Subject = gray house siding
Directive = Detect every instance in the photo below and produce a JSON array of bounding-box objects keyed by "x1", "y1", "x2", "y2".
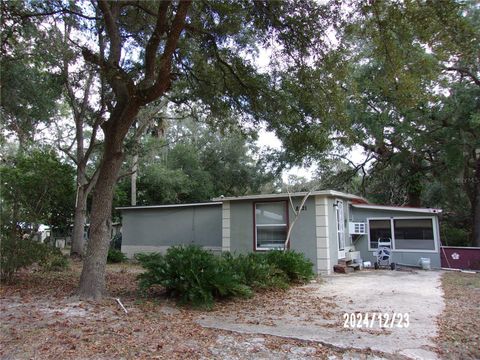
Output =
[
  {"x1": 121, "y1": 204, "x2": 222, "y2": 257},
  {"x1": 288, "y1": 197, "x2": 317, "y2": 272},
  {"x1": 350, "y1": 207, "x2": 441, "y2": 268},
  {"x1": 229, "y1": 197, "x2": 318, "y2": 272},
  {"x1": 229, "y1": 200, "x2": 254, "y2": 254}
]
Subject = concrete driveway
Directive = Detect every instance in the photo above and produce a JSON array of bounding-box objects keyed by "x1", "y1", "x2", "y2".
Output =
[{"x1": 198, "y1": 270, "x2": 445, "y2": 359}]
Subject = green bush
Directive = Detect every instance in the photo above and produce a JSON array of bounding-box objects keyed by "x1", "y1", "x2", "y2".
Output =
[
  {"x1": 441, "y1": 225, "x2": 471, "y2": 247},
  {"x1": 0, "y1": 234, "x2": 69, "y2": 282},
  {"x1": 107, "y1": 248, "x2": 127, "y2": 263},
  {"x1": 40, "y1": 247, "x2": 69, "y2": 271},
  {"x1": 137, "y1": 246, "x2": 315, "y2": 309},
  {"x1": 222, "y1": 252, "x2": 289, "y2": 289},
  {"x1": 264, "y1": 250, "x2": 314, "y2": 283},
  {"x1": 136, "y1": 246, "x2": 251, "y2": 309}
]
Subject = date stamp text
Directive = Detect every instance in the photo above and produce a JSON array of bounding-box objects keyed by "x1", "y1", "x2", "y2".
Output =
[{"x1": 343, "y1": 312, "x2": 410, "y2": 328}]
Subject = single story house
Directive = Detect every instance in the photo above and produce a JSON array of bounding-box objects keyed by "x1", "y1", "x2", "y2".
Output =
[{"x1": 118, "y1": 190, "x2": 442, "y2": 274}]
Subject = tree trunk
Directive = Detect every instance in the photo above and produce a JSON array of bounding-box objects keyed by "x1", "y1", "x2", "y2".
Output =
[
  {"x1": 78, "y1": 103, "x2": 140, "y2": 299},
  {"x1": 472, "y1": 155, "x2": 480, "y2": 247},
  {"x1": 71, "y1": 186, "x2": 87, "y2": 257},
  {"x1": 78, "y1": 144, "x2": 124, "y2": 299}
]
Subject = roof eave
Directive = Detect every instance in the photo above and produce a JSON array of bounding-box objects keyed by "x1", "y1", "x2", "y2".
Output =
[
  {"x1": 351, "y1": 204, "x2": 443, "y2": 214},
  {"x1": 116, "y1": 201, "x2": 222, "y2": 211},
  {"x1": 212, "y1": 190, "x2": 366, "y2": 202}
]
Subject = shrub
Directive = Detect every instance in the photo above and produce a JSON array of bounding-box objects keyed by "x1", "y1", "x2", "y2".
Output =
[
  {"x1": 107, "y1": 248, "x2": 127, "y2": 263},
  {"x1": 0, "y1": 234, "x2": 69, "y2": 282},
  {"x1": 264, "y1": 250, "x2": 314, "y2": 283},
  {"x1": 222, "y1": 252, "x2": 289, "y2": 290},
  {"x1": 40, "y1": 247, "x2": 69, "y2": 271},
  {"x1": 136, "y1": 247, "x2": 315, "y2": 309},
  {"x1": 137, "y1": 246, "x2": 251, "y2": 309}
]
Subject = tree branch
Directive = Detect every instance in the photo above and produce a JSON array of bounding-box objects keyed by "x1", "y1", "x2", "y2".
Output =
[
  {"x1": 97, "y1": 0, "x2": 121, "y2": 65},
  {"x1": 443, "y1": 66, "x2": 480, "y2": 87},
  {"x1": 139, "y1": 1, "x2": 192, "y2": 104},
  {"x1": 142, "y1": 1, "x2": 171, "y2": 87}
]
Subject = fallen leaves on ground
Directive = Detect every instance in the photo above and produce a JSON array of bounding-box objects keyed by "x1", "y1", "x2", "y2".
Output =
[
  {"x1": 0, "y1": 262, "x2": 376, "y2": 359},
  {"x1": 436, "y1": 271, "x2": 480, "y2": 360}
]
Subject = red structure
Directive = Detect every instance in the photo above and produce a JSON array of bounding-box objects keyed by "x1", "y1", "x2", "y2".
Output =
[{"x1": 441, "y1": 246, "x2": 480, "y2": 270}]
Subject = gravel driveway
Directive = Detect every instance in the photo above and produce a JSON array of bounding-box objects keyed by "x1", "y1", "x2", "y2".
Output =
[{"x1": 198, "y1": 270, "x2": 445, "y2": 360}]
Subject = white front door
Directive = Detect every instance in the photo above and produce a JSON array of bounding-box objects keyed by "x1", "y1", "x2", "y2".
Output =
[{"x1": 336, "y1": 200, "x2": 346, "y2": 259}]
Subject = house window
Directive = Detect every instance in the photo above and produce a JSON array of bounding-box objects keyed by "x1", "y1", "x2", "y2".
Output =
[
  {"x1": 255, "y1": 202, "x2": 287, "y2": 250},
  {"x1": 368, "y1": 217, "x2": 436, "y2": 251},
  {"x1": 368, "y1": 219, "x2": 392, "y2": 249},
  {"x1": 394, "y1": 219, "x2": 435, "y2": 250}
]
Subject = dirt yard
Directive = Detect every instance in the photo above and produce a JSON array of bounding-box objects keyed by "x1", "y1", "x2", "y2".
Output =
[
  {"x1": 0, "y1": 262, "x2": 379, "y2": 360},
  {"x1": 1, "y1": 263, "x2": 478, "y2": 359},
  {"x1": 436, "y1": 271, "x2": 480, "y2": 360}
]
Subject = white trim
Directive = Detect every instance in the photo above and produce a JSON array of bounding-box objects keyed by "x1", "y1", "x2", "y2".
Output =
[
  {"x1": 222, "y1": 201, "x2": 231, "y2": 252},
  {"x1": 353, "y1": 204, "x2": 442, "y2": 214},
  {"x1": 367, "y1": 216, "x2": 439, "y2": 253},
  {"x1": 117, "y1": 202, "x2": 222, "y2": 210},
  {"x1": 441, "y1": 246, "x2": 480, "y2": 249},
  {"x1": 213, "y1": 190, "x2": 365, "y2": 202},
  {"x1": 335, "y1": 199, "x2": 346, "y2": 259},
  {"x1": 315, "y1": 196, "x2": 331, "y2": 275}
]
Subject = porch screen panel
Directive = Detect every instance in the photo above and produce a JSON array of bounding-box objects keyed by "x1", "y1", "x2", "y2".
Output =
[
  {"x1": 369, "y1": 220, "x2": 392, "y2": 249},
  {"x1": 255, "y1": 202, "x2": 287, "y2": 250},
  {"x1": 394, "y1": 219, "x2": 435, "y2": 250}
]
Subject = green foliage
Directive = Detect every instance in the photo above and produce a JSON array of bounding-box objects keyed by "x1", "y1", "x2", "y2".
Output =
[
  {"x1": 107, "y1": 248, "x2": 127, "y2": 264},
  {"x1": 264, "y1": 251, "x2": 314, "y2": 283},
  {"x1": 40, "y1": 247, "x2": 69, "y2": 272},
  {"x1": 116, "y1": 123, "x2": 274, "y2": 208},
  {"x1": 0, "y1": 148, "x2": 75, "y2": 232},
  {"x1": 222, "y1": 252, "x2": 289, "y2": 290},
  {"x1": 137, "y1": 246, "x2": 252, "y2": 309},
  {"x1": 0, "y1": 234, "x2": 69, "y2": 283},
  {"x1": 441, "y1": 225, "x2": 471, "y2": 247},
  {"x1": 0, "y1": 1, "x2": 64, "y2": 146},
  {"x1": 137, "y1": 246, "x2": 314, "y2": 309}
]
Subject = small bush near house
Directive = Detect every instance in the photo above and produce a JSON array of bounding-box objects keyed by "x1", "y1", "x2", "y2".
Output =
[
  {"x1": 107, "y1": 248, "x2": 127, "y2": 263},
  {"x1": 136, "y1": 246, "x2": 251, "y2": 309},
  {"x1": 222, "y1": 252, "x2": 289, "y2": 290},
  {"x1": 264, "y1": 250, "x2": 314, "y2": 283},
  {"x1": 137, "y1": 246, "x2": 314, "y2": 309},
  {"x1": 0, "y1": 234, "x2": 69, "y2": 282}
]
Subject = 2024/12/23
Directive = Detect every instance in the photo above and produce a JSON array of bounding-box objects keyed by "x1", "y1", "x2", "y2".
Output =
[{"x1": 343, "y1": 312, "x2": 410, "y2": 328}]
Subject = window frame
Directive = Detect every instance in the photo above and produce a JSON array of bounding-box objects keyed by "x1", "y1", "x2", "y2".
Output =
[
  {"x1": 367, "y1": 216, "x2": 438, "y2": 253},
  {"x1": 253, "y1": 200, "x2": 289, "y2": 251}
]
